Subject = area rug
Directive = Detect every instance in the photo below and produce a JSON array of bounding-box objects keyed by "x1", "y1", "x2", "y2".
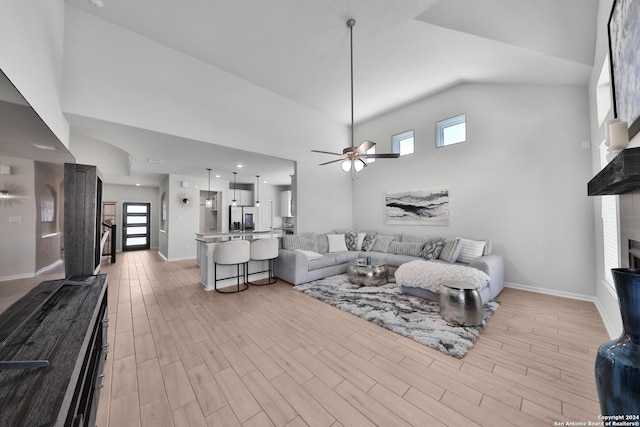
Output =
[{"x1": 294, "y1": 274, "x2": 499, "y2": 358}]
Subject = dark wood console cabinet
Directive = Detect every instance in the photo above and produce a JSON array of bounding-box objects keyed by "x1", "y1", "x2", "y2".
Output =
[{"x1": 0, "y1": 275, "x2": 108, "y2": 426}]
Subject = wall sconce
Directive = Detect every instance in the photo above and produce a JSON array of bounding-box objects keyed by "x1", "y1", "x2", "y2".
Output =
[{"x1": 0, "y1": 190, "x2": 8, "y2": 198}]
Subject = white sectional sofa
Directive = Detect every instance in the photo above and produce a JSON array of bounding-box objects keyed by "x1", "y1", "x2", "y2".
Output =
[{"x1": 273, "y1": 231, "x2": 504, "y2": 304}]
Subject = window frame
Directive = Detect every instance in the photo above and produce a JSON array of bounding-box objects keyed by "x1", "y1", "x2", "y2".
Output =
[
  {"x1": 391, "y1": 129, "x2": 415, "y2": 156},
  {"x1": 436, "y1": 113, "x2": 467, "y2": 148}
]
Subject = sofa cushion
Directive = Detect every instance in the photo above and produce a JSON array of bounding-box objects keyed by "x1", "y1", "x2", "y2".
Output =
[
  {"x1": 295, "y1": 249, "x2": 323, "y2": 260},
  {"x1": 345, "y1": 231, "x2": 366, "y2": 251},
  {"x1": 420, "y1": 238, "x2": 446, "y2": 260},
  {"x1": 439, "y1": 238, "x2": 462, "y2": 263},
  {"x1": 456, "y1": 238, "x2": 486, "y2": 264},
  {"x1": 371, "y1": 235, "x2": 394, "y2": 253},
  {"x1": 379, "y1": 253, "x2": 421, "y2": 268},
  {"x1": 361, "y1": 233, "x2": 377, "y2": 251},
  {"x1": 282, "y1": 233, "x2": 319, "y2": 252},
  {"x1": 333, "y1": 251, "x2": 361, "y2": 264},
  {"x1": 308, "y1": 254, "x2": 338, "y2": 270},
  {"x1": 317, "y1": 234, "x2": 329, "y2": 254},
  {"x1": 389, "y1": 241, "x2": 424, "y2": 257},
  {"x1": 327, "y1": 234, "x2": 349, "y2": 252}
]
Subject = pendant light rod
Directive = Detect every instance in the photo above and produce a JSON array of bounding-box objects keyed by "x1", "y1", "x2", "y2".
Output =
[
  {"x1": 347, "y1": 19, "x2": 355, "y2": 148},
  {"x1": 255, "y1": 175, "x2": 260, "y2": 206},
  {"x1": 232, "y1": 172, "x2": 238, "y2": 207}
]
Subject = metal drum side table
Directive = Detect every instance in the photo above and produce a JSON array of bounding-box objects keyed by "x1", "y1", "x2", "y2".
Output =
[
  {"x1": 347, "y1": 258, "x2": 388, "y2": 286},
  {"x1": 439, "y1": 280, "x2": 483, "y2": 326}
]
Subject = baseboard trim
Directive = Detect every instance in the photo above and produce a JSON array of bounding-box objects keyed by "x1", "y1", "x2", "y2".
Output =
[
  {"x1": 0, "y1": 272, "x2": 35, "y2": 282},
  {"x1": 504, "y1": 281, "x2": 618, "y2": 339},
  {"x1": 504, "y1": 281, "x2": 596, "y2": 302},
  {"x1": 593, "y1": 297, "x2": 619, "y2": 339},
  {"x1": 36, "y1": 259, "x2": 63, "y2": 276},
  {"x1": 158, "y1": 251, "x2": 168, "y2": 262},
  {"x1": 167, "y1": 255, "x2": 197, "y2": 262}
]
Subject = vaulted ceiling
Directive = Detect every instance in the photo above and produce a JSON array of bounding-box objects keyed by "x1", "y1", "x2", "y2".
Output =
[{"x1": 61, "y1": 0, "x2": 598, "y2": 185}]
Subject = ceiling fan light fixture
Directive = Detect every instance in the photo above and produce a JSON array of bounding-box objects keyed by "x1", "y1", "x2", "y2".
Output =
[
  {"x1": 354, "y1": 159, "x2": 365, "y2": 172},
  {"x1": 341, "y1": 160, "x2": 352, "y2": 173}
]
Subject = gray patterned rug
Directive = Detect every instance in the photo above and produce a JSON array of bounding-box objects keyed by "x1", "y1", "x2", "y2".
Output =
[{"x1": 294, "y1": 274, "x2": 500, "y2": 358}]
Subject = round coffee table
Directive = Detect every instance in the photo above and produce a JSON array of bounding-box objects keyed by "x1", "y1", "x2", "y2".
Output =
[{"x1": 347, "y1": 258, "x2": 388, "y2": 286}]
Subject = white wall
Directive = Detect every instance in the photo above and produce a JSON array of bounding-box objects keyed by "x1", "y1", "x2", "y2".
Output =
[
  {"x1": 0, "y1": 0, "x2": 69, "y2": 146},
  {"x1": 353, "y1": 83, "x2": 595, "y2": 296},
  {"x1": 102, "y1": 184, "x2": 160, "y2": 252},
  {"x1": 0, "y1": 157, "x2": 36, "y2": 280},
  {"x1": 61, "y1": 6, "x2": 353, "y2": 234}
]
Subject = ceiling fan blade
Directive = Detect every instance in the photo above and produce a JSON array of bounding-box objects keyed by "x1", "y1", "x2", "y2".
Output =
[
  {"x1": 311, "y1": 149, "x2": 344, "y2": 156},
  {"x1": 364, "y1": 153, "x2": 401, "y2": 159},
  {"x1": 319, "y1": 159, "x2": 345, "y2": 166},
  {"x1": 355, "y1": 140, "x2": 375, "y2": 154}
]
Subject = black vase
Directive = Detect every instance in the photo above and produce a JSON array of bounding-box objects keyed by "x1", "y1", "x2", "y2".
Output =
[{"x1": 595, "y1": 268, "x2": 640, "y2": 415}]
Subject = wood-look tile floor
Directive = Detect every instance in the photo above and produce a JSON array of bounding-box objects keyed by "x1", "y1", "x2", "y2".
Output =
[{"x1": 97, "y1": 250, "x2": 610, "y2": 426}]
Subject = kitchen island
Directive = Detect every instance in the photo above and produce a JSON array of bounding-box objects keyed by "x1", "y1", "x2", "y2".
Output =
[{"x1": 195, "y1": 231, "x2": 282, "y2": 291}]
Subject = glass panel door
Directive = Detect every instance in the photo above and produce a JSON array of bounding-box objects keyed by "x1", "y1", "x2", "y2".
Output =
[{"x1": 122, "y1": 202, "x2": 150, "y2": 251}]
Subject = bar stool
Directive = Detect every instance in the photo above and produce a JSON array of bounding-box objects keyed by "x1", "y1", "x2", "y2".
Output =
[
  {"x1": 213, "y1": 240, "x2": 250, "y2": 293},
  {"x1": 247, "y1": 238, "x2": 279, "y2": 286}
]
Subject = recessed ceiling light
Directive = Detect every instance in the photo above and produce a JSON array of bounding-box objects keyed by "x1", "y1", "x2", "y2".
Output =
[
  {"x1": 215, "y1": 174, "x2": 221, "y2": 178},
  {"x1": 263, "y1": 180, "x2": 268, "y2": 184},
  {"x1": 236, "y1": 164, "x2": 243, "y2": 168},
  {"x1": 135, "y1": 183, "x2": 140, "y2": 186},
  {"x1": 148, "y1": 158, "x2": 163, "y2": 163},
  {"x1": 32, "y1": 143, "x2": 58, "y2": 151}
]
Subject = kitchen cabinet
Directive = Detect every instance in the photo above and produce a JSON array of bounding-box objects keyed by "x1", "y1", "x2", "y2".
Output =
[
  {"x1": 280, "y1": 191, "x2": 292, "y2": 217},
  {"x1": 229, "y1": 189, "x2": 253, "y2": 206}
]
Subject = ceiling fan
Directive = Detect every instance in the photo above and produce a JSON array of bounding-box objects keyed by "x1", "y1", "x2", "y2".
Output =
[{"x1": 312, "y1": 19, "x2": 399, "y2": 173}]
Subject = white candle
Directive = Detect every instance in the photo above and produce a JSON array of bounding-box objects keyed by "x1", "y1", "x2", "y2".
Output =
[
  {"x1": 605, "y1": 118, "x2": 621, "y2": 146},
  {"x1": 610, "y1": 121, "x2": 629, "y2": 148}
]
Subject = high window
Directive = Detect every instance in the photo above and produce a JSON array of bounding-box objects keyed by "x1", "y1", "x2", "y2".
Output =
[
  {"x1": 436, "y1": 114, "x2": 466, "y2": 148},
  {"x1": 391, "y1": 130, "x2": 414, "y2": 156}
]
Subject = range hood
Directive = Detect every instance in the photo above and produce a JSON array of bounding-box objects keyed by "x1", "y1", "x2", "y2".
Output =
[{"x1": 588, "y1": 148, "x2": 640, "y2": 196}]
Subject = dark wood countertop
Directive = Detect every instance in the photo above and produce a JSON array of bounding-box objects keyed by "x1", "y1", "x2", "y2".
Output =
[{"x1": 0, "y1": 275, "x2": 108, "y2": 426}]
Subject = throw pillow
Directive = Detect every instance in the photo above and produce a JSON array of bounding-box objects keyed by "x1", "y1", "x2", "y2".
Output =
[
  {"x1": 327, "y1": 234, "x2": 349, "y2": 252},
  {"x1": 389, "y1": 242, "x2": 424, "y2": 257},
  {"x1": 456, "y1": 238, "x2": 486, "y2": 264},
  {"x1": 421, "y1": 238, "x2": 446, "y2": 260},
  {"x1": 370, "y1": 235, "x2": 394, "y2": 253},
  {"x1": 361, "y1": 233, "x2": 377, "y2": 251},
  {"x1": 317, "y1": 234, "x2": 329, "y2": 254},
  {"x1": 282, "y1": 233, "x2": 319, "y2": 252},
  {"x1": 345, "y1": 230, "x2": 359, "y2": 251},
  {"x1": 439, "y1": 238, "x2": 462, "y2": 263},
  {"x1": 356, "y1": 232, "x2": 366, "y2": 250}
]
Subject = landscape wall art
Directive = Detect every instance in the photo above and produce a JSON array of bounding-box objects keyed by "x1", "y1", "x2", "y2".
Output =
[{"x1": 385, "y1": 188, "x2": 450, "y2": 226}]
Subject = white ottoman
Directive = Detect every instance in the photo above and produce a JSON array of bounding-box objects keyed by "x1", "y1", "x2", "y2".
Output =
[{"x1": 439, "y1": 280, "x2": 483, "y2": 326}]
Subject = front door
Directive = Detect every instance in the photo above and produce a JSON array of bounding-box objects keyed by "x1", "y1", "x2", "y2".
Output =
[{"x1": 122, "y1": 202, "x2": 151, "y2": 251}]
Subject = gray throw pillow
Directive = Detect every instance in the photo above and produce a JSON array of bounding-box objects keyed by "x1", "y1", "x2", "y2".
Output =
[
  {"x1": 345, "y1": 230, "x2": 359, "y2": 251},
  {"x1": 370, "y1": 235, "x2": 394, "y2": 253},
  {"x1": 361, "y1": 233, "x2": 377, "y2": 251},
  {"x1": 389, "y1": 242, "x2": 424, "y2": 257},
  {"x1": 282, "y1": 233, "x2": 319, "y2": 252},
  {"x1": 421, "y1": 238, "x2": 446, "y2": 260},
  {"x1": 439, "y1": 238, "x2": 462, "y2": 263}
]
